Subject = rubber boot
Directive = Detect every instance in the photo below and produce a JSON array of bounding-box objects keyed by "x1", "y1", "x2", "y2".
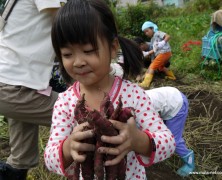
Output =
[
  {"x1": 177, "y1": 150, "x2": 195, "y2": 177},
  {"x1": 165, "y1": 70, "x2": 176, "y2": 80},
  {"x1": 0, "y1": 162, "x2": 28, "y2": 180},
  {"x1": 139, "y1": 74, "x2": 153, "y2": 89}
]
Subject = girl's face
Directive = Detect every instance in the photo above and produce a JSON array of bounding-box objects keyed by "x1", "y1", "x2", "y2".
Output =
[
  {"x1": 143, "y1": 28, "x2": 154, "y2": 38},
  {"x1": 60, "y1": 37, "x2": 118, "y2": 87}
]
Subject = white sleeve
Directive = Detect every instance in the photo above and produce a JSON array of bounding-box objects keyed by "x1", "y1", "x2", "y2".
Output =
[
  {"x1": 110, "y1": 63, "x2": 123, "y2": 78},
  {"x1": 35, "y1": 0, "x2": 66, "y2": 12},
  {"x1": 143, "y1": 51, "x2": 149, "y2": 57},
  {"x1": 44, "y1": 92, "x2": 76, "y2": 177}
]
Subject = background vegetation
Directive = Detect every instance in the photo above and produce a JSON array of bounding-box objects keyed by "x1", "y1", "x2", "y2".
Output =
[
  {"x1": 114, "y1": 0, "x2": 222, "y2": 80},
  {"x1": 0, "y1": 0, "x2": 222, "y2": 179}
]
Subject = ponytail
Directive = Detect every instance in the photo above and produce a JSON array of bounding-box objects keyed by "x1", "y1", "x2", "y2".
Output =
[{"x1": 118, "y1": 36, "x2": 144, "y2": 79}]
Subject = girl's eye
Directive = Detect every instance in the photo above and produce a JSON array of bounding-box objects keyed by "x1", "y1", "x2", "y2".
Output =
[
  {"x1": 84, "y1": 49, "x2": 98, "y2": 54},
  {"x1": 62, "y1": 53, "x2": 72, "y2": 58}
]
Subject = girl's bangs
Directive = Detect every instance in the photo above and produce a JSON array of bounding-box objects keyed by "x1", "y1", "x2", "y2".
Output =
[{"x1": 54, "y1": 3, "x2": 99, "y2": 49}]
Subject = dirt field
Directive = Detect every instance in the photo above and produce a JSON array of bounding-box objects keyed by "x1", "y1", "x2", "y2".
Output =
[
  {"x1": 0, "y1": 73, "x2": 222, "y2": 180},
  {"x1": 146, "y1": 74, "x2": 222, "y2": 180}
]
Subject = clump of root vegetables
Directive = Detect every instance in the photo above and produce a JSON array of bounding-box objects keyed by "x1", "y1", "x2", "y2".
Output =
[{"x1": 73, "y1": 93, "x2": 135, "y2": 180}]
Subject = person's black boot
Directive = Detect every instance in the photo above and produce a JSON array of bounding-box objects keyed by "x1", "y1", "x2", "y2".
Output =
[{"x1": 0, "y1": 162, "x2": 28, "y2": 180}]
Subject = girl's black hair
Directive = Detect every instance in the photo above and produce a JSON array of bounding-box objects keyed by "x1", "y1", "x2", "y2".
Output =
[
  {"x1": 51, "y1": 0, "x2": 144, "y2": 83},
  {"x1": 133, "y1": 36, "x2": 145, "y2": 45}
]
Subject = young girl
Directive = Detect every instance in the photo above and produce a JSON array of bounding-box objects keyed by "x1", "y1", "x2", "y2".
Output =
[
  {"x1": 44, "y1": 0, "x2": 175, "y2": 179},
  {"x1": 146, "y1": 87, "x2": 195, "y2": 177},
  {"x1": 139, "y1": 21, "x2": 176, "y2": 89}
]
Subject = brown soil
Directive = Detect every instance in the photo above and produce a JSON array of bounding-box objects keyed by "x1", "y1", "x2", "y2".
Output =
[
  {"x1": 145, "y1": 74, "x2": 222, "y2": 180},
  {"x1": 146, "y1": 161, "x2": 183, "y2": 180}
]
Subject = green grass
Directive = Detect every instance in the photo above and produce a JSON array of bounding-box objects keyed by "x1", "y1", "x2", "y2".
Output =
[{"x1": 156, "y1": 10, "x2": 222, "y2": 81}]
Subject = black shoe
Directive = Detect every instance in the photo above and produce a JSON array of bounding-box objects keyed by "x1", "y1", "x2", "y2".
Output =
[{"x1": 0, "y1": 162, "x2": 28, "y2": 180}]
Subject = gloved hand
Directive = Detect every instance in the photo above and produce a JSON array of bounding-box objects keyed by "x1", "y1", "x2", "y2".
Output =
[
  {"x1": 157, "y1": 40, "x2": 166, "y2": 49},
  {"x1": 143, "y1": 51, "x2": 151, "y2": 57}
]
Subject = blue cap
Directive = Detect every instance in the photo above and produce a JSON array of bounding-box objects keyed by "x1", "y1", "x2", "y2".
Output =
[{"x1": 142, "y1": 21, "x2": 158, "y2": 32}]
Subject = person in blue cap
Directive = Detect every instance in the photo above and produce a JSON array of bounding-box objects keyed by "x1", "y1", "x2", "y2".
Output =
[{"x1": 139, "y1": 21, "x2": 176, "y2": 89}]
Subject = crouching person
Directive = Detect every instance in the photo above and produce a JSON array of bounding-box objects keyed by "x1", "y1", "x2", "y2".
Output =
[{"x1": 146, "y1": 86, "x2": 195, "y2": 177}]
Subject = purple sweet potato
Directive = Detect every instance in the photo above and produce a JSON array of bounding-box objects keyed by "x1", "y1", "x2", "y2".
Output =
[
  {"x1": 110, "y1": 96, "x2": 123, "y2": 120},
  {"x1": 118, "y1": 107, "x2": 135, "y2": 123},
  {"x1": 72, "y1": 162, "x2": 80, "y2": 180},
  {"x1": 94, "y1": 141, "x2": 105, "y2": 180},
  {"x1": 117, "y1": 158, "x2": 127, "y2": 180},
  {"x1": 73, "y1": 93, "x2": 135, "y2": 180},
  {"x1": 88, "y1": 110, "x2": 119, "y2": 180},
  {"x1": 100, "y1": 92, "x2": 114, "y2": 119},
  {"x1": 88, "y1": 109, "x2": 118, "y2": 137},
  {"x1": 74, "y1": 93, "x2": 90, "y2": 124},
  {"x1": 110, "y1": 97, "x2": 135, "y2": 180},
  {"x1": 74, "y1": 94, "x2": 95, "y2": 180}
]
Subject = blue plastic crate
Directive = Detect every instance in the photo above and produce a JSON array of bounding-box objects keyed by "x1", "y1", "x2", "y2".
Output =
[
  {"x1": 202, "y1": 36, "x2": 218, "y2": 59},
  {"x1": 202, "y1": 36, "x2": 222, "y2": 60}
]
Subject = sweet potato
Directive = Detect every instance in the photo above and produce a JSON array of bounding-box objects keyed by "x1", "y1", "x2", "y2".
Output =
[
  {"x1": 94, "y1": 141, "x2": 105, "y2": 180},
  {"x1": 110, "y1": 97, "x2": 134, "y2": 180},
  {"x1": 73, "y1": 93, "x2": 135, "y2": 180},
  {"x1": 117, "y1": 158, "x2": 127, "y2": 180},
  {"x1": 110, "y1": 96, "x2": 123, "y2": 120},
  {"x1": 100, "y1": 92, "x2": 114, "y2": 119},
  {"x1": 118, "y1": 107, "x2": 135, "y2": 123},
  {"x1": 72, "y1": 162, "x2": 80, "y2": 180},
  {"x1": 81, "y1": 151, "x2": 95, "y2": 180},
  {"x1": 100, "y1": 95, "x2": 135, "y2": 180},
  {"x1": 87, "y1": 109, "x2": 118, "y2": 137},
  {"x1": 74, "y1": 94, "x2": 95, "y2": 180},
  {"x1": 88, "y1": 107, "x2": 120, "y2": 180},
  {"x1": 74, "y1": 93, "x2": 90, "y2": 123}
]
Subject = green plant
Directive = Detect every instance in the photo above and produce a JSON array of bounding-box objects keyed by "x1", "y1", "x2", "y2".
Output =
[
  {"x1": 116, "y1": 2, "x2": 162, "y2": 38},
  {"x1": 0, "y1": 116, "x2": 8, "y2": 139}
]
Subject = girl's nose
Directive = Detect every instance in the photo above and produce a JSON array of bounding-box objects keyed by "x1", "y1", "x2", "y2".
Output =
[{"x1": 72, "y1": 55, "x2": 86, "y2": 67}]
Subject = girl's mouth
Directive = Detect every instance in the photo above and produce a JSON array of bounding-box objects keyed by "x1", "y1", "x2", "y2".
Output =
[{"x1": 76, "y1": 71, "x2": 91, "y2": 76}]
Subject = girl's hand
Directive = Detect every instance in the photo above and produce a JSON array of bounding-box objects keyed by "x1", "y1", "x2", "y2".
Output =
[
  {"x1": 98, "y1": 117, "x2": 151, "y2": 166},
  {"x1": 62, "y1": 122, "x2": 95, "y2": 167},
  {"x1": 143, "y1": 50, "x2": 153, "y2": 58},
  {"x1": 143, "y1": 51, "x2": 150, "y2": 58}
]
